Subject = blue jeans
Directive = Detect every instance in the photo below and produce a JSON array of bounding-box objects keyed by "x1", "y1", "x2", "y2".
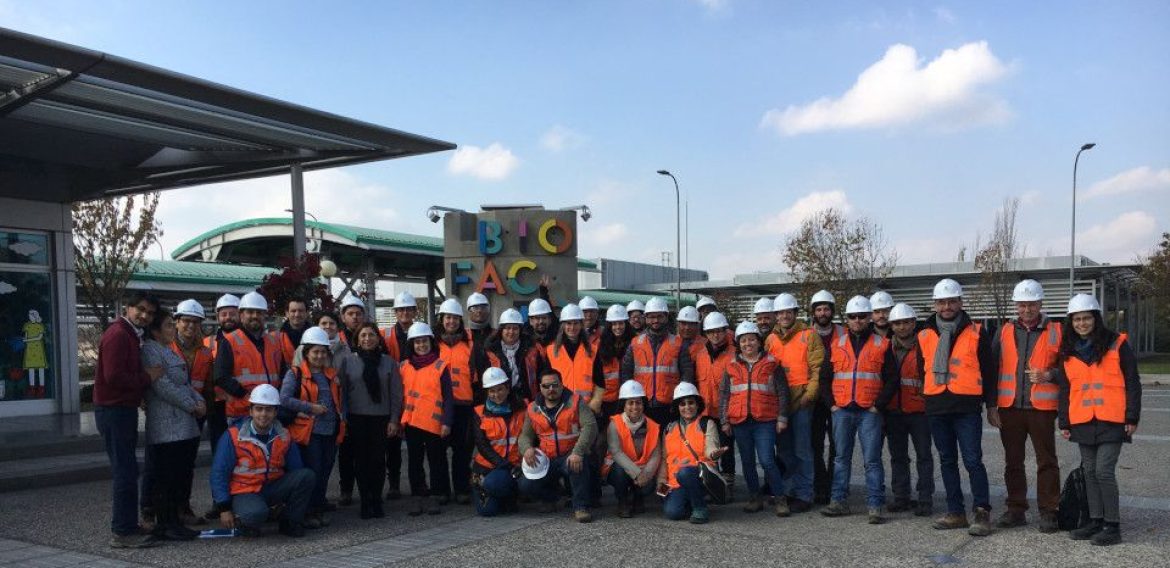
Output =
[
  {"x1": 518, "y1": 454, "x2": 592, "y2": 511},
  {"x1": 831, "y1": 407, "x2": 886, "y2": 508},
  {"x1": 663, "y1": 466, "x2": 707, "y2": 520},
  {"x1": 95, "y1": 406, "x2": 140, "y2": 535},
  {"x1": 929, "y1": 412, "x2": 990, "y2": 514},
  {"x1": 232, "y1": 468, "x2": 316, "y2": 527},
  {"x1": 778, "y1": 407, "x2": 814, "y2": 501},
  {"x1": 477, "y1": 467, "x2": 517, "y2": 517},
  {"x1": 300, "y1": 434, "x2": 337, "y2": 509},
  {"x1": 733, "y1": 420, "x2": 785, "y2": 497},
  {"x1": 607, "y1": 467, "x2": 654, "y2": 502}
]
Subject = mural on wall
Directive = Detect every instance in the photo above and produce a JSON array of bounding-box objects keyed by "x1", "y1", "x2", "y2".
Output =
[{"x1": 1, "y1": 231, "x2": 54, "y2": 401}]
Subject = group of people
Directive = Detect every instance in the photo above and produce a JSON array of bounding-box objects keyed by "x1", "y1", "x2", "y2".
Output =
[{"x1": 93, "y1": 276, "x2": 1141, "y2": 548}]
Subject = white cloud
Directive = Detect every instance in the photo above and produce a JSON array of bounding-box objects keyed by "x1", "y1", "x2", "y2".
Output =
[
  {"x1": 539, "y1": 125, "x2": 585, "y2": 152},
  {"x1": 1075, "y1": 211, "x2": 1159, "y2": 262},
  {"x1": 733, "y1": 190, "x2": 853, "y2": 237},
  {"x1": 694, "y1": 0, "x2": 729, "y2": 13},
  {"x1": 1081, "y1": 166, "x2": 1170, "y2": 200},
  {"x1": 1018, "y1": 190, "x2": 1042, "y2": 206},
  {"x1": 446, "y1": 143, "x2": 519, "y2": 181},
  {"x1": 760, "y1": 41, "x2": 1011, "y2": 136}
]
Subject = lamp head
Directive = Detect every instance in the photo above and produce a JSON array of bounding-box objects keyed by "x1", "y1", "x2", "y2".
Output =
[
  {"x1": 656, "y1": 170, "x2": 670, "y2": 176},
  {"x1": 1081, "y1": 143, "x2": 1096, "y2": 151}
]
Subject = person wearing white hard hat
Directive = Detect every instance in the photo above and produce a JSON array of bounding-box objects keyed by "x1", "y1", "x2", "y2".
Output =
[
  {"x1": 869, "y1": 291, "x2": 896, "y2": 338},
  {"x1": 168, "y1": 299, "x2": 214, "y2": 526},
  {"x1": 988, "y1": 279, "x2": 1063, "y2": 532},
  {"x1": 214, "y1": 291, "x2": 285, "y2": 423},
  {"x1": 882, "y1": 302, "x2": 934, "y2": 518},
  {"x1": 694, "y1": 312, "x2": 737, "y2": 488},
  {"x1": 208, "y1": 294, "x2": 241, "y2": 355},
  {"x1": 400, "y1": 321, "x2": 455, "y2": 516},
  {"x1": 762, "y1": 292, "x2": 823, "y2": 513},
  {"x1": 476, "y1": 309, "x2": 546, "y2": 403},
  {"x1": 658, "y1": 382, "x2": 727, "y2": 524},
  {"x1": 622, "y1": 296, "x2": 697, "y2": 427},
  {"x1": 470, "y1": 367, "x2": 527, "y2": 517},
  {"x1": 1055, "y1": 294, "x2": 1141, "y2": 546},
  {"x1": 436, "y1": 297, "x2": 478, "y2": 505},
  {"x1": 202, "y1": 294, "x2": 241, "y2": 469},
  {"x1": 379, "y1": 291, "x2": 418, "y2": 363},
  {"x1": 695, "y1": 296, "x2": 718, "y2": 321},
  {"x1": 527, "y1": 297, "x2": 557, "y2": 348},
  {"x1": 917, "y1": 278, "x2": 996, "y2": 536},
  {"x1": 579, "y1": 296, "x2": 602, "y2": 344},
  {"x1": 337, "y1": 294, "x2": 369, "y2": 348},
  {"x1": 596, "y1": 304, "x2": 635, "y2": 417},
  {"x1": 604, "y1": 381, "x2": 662, "y2": 518},
  {"x1": 626, "y1": 300, "x2": 647, "y2": 334},
  {"x1": 465, "y1": 292, "x2": 494, "y2": 346},
  {"x1": 677, "y1": 306, "x2": 702, "y2": 343},
  {"x1": 278, "y1": 298, "x2": 312, "y2": 367},
  {"x1": 518, "y1": 368, "x2": 600, "y2": 523},
  {"x1": 209, "y1": 383, "x2": 315, "y2": 538},
  {"x1": 808, "y1": 289, "x2": 843, "y2": 505},
  {"x1": 821, "y1": 297, "x2": 898, "y2": 524},
  {"x1": 753, "y1": 297, "x2": 777, "y2": 337},
  {"x1": 548, "y1": 304, "x2": 605, "y2": 414}
]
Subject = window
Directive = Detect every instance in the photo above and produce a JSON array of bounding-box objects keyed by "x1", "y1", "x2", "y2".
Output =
[{"x1": 1, "y1": 230, "x2": 54, "y2": 402}]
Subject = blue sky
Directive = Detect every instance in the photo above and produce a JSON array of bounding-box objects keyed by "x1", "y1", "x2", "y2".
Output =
[{"x1": 3, "y1": 0, "x2": 1168, "y2": 277}]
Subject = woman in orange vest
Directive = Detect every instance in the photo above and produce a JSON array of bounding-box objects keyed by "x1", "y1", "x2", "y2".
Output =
[
  {"x1": 400, "y1": 322, "x2": 455, "y2": 516},
  {"x1": 695, "y1": 312, "x2": 737, "y2": 488},
  {"x1": 279, "y1": 326, "x2": 345, "y2": 530},
  {"x1": 1056, "y1": 294, "x2": 1142, "y2": 546},
  {"x1": 657, "y1": 382, "x2": 727, "y2": 524},
  {"x1": 596, "y1": 304, "x2": 634, "y2": 417},
  {"x1": 475, "y1": 309, "x2": 545, "y2": 403},
  {"x1": 548, "y1": 304, "x2": 606, "y2": 413},
  {"x1": 436, "y1": 298, "x2": 476, "y2": 505},
  {"x1": 471, "y1": 367, "x2": 526, "y2": 516},
  {"x1": 604, "y1": 381, "x2": 661, "y2": 518}
]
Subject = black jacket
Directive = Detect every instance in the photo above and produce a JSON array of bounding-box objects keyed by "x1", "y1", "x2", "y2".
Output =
[{"x1": 915, "y1": 311, "x2": 997, "y2": 416}]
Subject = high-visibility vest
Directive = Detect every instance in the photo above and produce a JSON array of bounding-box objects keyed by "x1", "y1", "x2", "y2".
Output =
[
  {"x1": 694, "y1": 343, "x2": 734, "y2": 418},
  {"x1": 725, "y1": 355, "x2": 783, "y2": 423},
  {"x1": 887, "y1": 342, "x2": 925, "y2": 414},
  {"x1": 279, "y1": 331, "x2": 297, "y2": 368},
  {"x1": 831, "y1": 333, "x2": 889, "y2": 408},
  {"x1": 548, "y1": 342, "x2": 598, "y2": 404},
  {"x1": 602, "y1": 416, "x2": 660, "y2": 477},
  {"x1": 686, "y1": 338, "x2": 706, "y2": 367},
  {"x1": 1065, "y1": 334, "x2": 1129, "y2": 426},
  {"x1": 170, "y1": 340, "x2": 213, "y2": 395},
  {"x1": 631, "y1": 334, "x2": 683, "y2": 405},
  {"x1": 919, "y1": 323, "x2": 983, "y2": 397},
  {"x1": 600, "y1": 357, "x2": 622, "y2": 403},
  {"x1": 486, "y1": 345, "x2": 543, "y2": 402},
  {"x1": 473, "y1": 405, "x2": 526, "y2": 469},
  {"x1": 286, "y1": 363, "x2": 346, "y2": 446},
  {"x1": 401, "y1": 359, "x2": 447, "y2": 435},
  {"x1": 382, "y1": 324, "x2": 408, "y2": 362},
  {"x1": 204, "y1": 332, "x2": 228, "y2": 401},
  {"x1": 228, "y1": 424, "x2": 291, "y2": 496},
  {"x1": 766, "y1": 328, "x2": 815, "y2": 387},
  {"x1": 997, "y1": 322, "x2": 1062, "y2": 410},
  {"x1": 439, "y1": 332, "x2": 476, "y2": 403},
  {"x1": 224, "y1": 329, "x2": 283, "y2": 418},
  {"x1": 662, "y1": 417, "x2": 713, "y2": 489},
  {"x1": 527, "y1": 394, "x2": 582, "y2": 459}
]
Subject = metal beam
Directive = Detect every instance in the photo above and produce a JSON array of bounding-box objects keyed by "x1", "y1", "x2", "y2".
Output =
[
  {"x1": 290, "y1": 164, "x2": 306, "y2": 259},
  {"x1": 0, "y1": 67, "x2": 79, "y2": 117}
]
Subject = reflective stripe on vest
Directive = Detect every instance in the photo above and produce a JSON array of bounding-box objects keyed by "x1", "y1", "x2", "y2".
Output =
[
  {"x1": 228, "y1": 424, "x2": 290, "y2": 496},
  {"x1": 401, "y1": 359, "x2": 447, "y2": 435},
  {"x1": 632, "y1": 334, "x2": 682, "y2": 405},
  {"x1": 527, "y1": 394, "x2": 581, "y2": 459},
  {"x1": 474, "y1": 405, "x2": 526, "y2": 468},
  {"x1": 725, "y1": 355, "x2": 782, "y2": 424},
  {"x1": 439, "y1": 335, "x2": 475, "y2": 403},
  {"x1": 887, "y1": 342, "x2": 925, "y2": 413},
  {"x1": 1065, "y1": 334, "x2": 1128, "y2": 426},
  {"x1": 831, "y1": 333, "x2": 888, "y2": 408},
  {"x1": 549, "y1": 343, "x2": 598, "y2": 404},
  {"x1": 918, "y1": 323, "x2": 983, "y2": 397},
  {"x1": 225, "y1": 329, "x2": 283, "y2": 418},
  {"x1": 694, "y1": 344, "x2": 733, "y2": 418},
  {"x1": 996, "y1": 322, "x2": 1062, "y2": 410},
  {"x1": 602, "y1": 359, "x2": 622, "y2": 403}
]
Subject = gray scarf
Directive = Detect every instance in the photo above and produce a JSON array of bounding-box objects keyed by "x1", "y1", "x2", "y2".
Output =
[
  {"x1": 931, "y1": 317, "x2": 958, "y2": 385},
  {"x1": 501, "y1": 341, "x2": 521, "y2": 385}
]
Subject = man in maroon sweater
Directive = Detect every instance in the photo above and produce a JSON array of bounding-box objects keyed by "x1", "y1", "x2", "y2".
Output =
[{"x1": 94, "y1": 291, "x2": 164, "y2": 548}]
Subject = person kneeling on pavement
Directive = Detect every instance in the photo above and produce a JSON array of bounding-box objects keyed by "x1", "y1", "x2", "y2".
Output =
[
  {"x1": 471, "y1": 367, "x2": 527, "y2": 516},
  {"x1": 604, "y1": 381, "x2": 661, "y2": 518},
  {"x1": 210, "y1": 384, "x2": 316, "y2": 538},
  {"x1": 658, "y1": 382, "x2": 728, "y2": 524},
  {"x1": 518, "y1": 369, "x2": 599, "y2": 523}
]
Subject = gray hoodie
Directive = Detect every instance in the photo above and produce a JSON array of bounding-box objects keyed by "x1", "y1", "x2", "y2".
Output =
[{"x1": 142, "y1": 339, "x2": 202, "y2": 445}]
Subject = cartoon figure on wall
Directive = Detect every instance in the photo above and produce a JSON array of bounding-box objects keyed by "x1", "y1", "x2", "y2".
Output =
[{"x1": 23, "y1": 309, "x2": 48, "y2": 398}]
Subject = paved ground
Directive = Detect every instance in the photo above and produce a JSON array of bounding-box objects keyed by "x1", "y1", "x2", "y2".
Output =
[{"x1": 1, "y1": 386, "x2": 1168, "y2": 567}]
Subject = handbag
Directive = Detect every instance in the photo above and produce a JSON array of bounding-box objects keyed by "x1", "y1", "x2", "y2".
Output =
[
  {"x1": 678, "y1": 417, "x2": 730, "y2": 505},
  {"x1": 1057, "y1": 465, "x2": 1090, "y2": 531}
]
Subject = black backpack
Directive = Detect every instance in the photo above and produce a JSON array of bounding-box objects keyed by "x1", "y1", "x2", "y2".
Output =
[{"x1": 1057, "y1": 465, "x2": 1090, "y2": 531}]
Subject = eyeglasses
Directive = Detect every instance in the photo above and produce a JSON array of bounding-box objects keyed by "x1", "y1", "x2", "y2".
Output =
[
  {"x1": 677, "y1": 399, "x2": 697, "y2": 407},
  {"x1": 847, "y1": 314, "x2": 869, "y2": 320},
  {"x1": 540, "y1": 383, "x2": 561, "y2": 389}
]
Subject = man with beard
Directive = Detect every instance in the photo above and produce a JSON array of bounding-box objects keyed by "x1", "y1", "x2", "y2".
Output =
[
  {"x1": 809, "y1": 289, "x2": 843, "y2": 504},
  {"x1": 869, "y1": 291, "x2": 895, "y2": 339},
  {"x1": 621, "y1": 297, "x2": 696, "y2": 426},
  {"x1": 278, "y1": 299, "x2": 311, "y2": 366},
  {"x1": 214, "y1": 292, "x2": 284, "y2": 423}
]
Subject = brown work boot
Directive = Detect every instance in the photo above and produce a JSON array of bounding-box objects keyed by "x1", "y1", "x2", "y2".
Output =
[
  {"x1": 574, "y1": 509, "x2": 593, "y2": 523},
  {"x1": 743, "y1": 497, "x2": 763, "y2": 513},
  {"x1": 995, "y1": 509, "x2": 1026, "y2": 528},
  {"x1": 616, "y1": 499, "x2": 632, "y2": 519},
  {"x1": 932, "y1": 512, "x2": 970, "y2": 530},
  {"x1": 969, "y1": 507, "x2": 993, "y2": 537},
  {"x1": 774, "y1": 496, "x2": 790, "y2": 518}
]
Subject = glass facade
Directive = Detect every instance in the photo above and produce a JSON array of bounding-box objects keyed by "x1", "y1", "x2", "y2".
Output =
[{"x1": 0, "y1": 230, "x2": 54, "y2": 402}]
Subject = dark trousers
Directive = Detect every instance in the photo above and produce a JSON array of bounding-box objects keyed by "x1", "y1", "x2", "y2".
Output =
[
  {"x1": 300, "y1": 433, "x2": 337, "y2": 509},
  {"x1": 930, "y1": 412, "x2": 990, "y2": 514},
  {"x1": 999, "y1": 407, "x2": 1060, "y2": 513},
  {"x1": 663, "y1": 466, "x2": 706, "y2": 520},
  {"x1": 448, "y1": 405, "x2": 474, "y2": 496},
  {"x1": 477, "y1": 467, "x2": 518, "y2": 517},
  {"x1": 148, "y1": 437, "x2": 199, "y2": 528},
  {"x1": 96, "y1": 406, "x2": 141, "y2": 535},
  {"x1": 608, "y1": 467, "x2": 654, "y2": 503},
  {"x1": 1079, "y1": 442, "x2": 1122, "y2": 523},
  {"x1": 518, "y1": 454, "x2": 592, "y2": 511},
  {"x1": 386, "y1": 434, "x2": 403, "y2": 493},
  {"x1": 811, "y1": 401, "x2": 836, "y2": 499},
  {"x1": 348, "y1": 414, "x2": 390, "y2": 506},
  {"x1": 406, "y1": 426, "x2": 450, "y2": 497},
  {"x1": 206, "y1": 401, "x2": 227, "y2": 455},
  {"x1": 232, "y1": 469, "x2": 316, "y2": 527},
  {"x1": 886, "y1": 412, "x2": 934, "y2": 503},
  {"x1": 337, "y1": 437, "x2": 355, "y2": 495},
  {"x1": 719, "y1": 427, "x2": 736, "y2": 475}
]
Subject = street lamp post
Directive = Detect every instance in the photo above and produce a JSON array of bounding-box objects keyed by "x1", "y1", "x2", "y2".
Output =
[
  {"x1": 656, "y1": 170, "x2": 682, "y2": 311},
  {"x1": 1070, "y1": 143, "x2": 1096, "y2": 295}
]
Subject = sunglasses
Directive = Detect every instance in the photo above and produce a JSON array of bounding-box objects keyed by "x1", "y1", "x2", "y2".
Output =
[
  {"x1": 847, "y1": 314, "x2": 869, "y2": 320},
  {"x1": 540, "y1": 383, "x2": 561, "y2": 389}
]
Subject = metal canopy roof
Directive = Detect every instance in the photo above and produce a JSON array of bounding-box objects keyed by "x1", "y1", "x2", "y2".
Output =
[{"x1": 0, "y1": 27, "x2": 455, "y2": 203}]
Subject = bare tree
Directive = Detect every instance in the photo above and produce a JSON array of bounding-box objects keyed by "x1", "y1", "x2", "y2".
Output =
[
  {"x1": 781, "y1": 208, "x2": 898, "y2": 308},
  {"x1": 73, "y1": 194, "x2": 163, "y2": 329},
  {"x1": 973, "y1": 197, "x2": 1020, "y2": 324}
]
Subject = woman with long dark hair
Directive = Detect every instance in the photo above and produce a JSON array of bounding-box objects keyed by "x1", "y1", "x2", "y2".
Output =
[
  {"x1": 476, "y1": 309, "x2": 544, "y2": 403},
  {"x1": 400, "y1": 322, "x2": 454, "y2": 516},
  {"x1": 596, "y1": 304, "x2": 634, "y2": 417}
]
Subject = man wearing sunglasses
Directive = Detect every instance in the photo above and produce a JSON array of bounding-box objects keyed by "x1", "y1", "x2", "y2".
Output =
[{"x1": 518, "y1": 370, "x2": 599, "y2": 523}]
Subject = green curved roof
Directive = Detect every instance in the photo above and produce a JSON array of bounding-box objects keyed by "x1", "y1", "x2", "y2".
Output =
[{"x1": 133, "y1": 259, "x2": 277, "y2": 286}]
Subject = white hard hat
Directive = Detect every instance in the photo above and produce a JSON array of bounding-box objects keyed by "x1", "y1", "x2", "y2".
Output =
[
  {"x1": 626, "y1": 300, "x2": 645, "y2": 314},
  {"x1": 673, "y1": 382, "x2": 700, "y2": 401},
  {"x1": 394, "y1": 291, "x2": 417, "y2": 309},
  {"x1": 560, "y1": 304, "x2": 584, "y2": 321},
  {"x1": 300, "y1": 326, "x2": 331, "y2": 347},
  {"x1": 466, "y1": 292, "x2": 489, "y2": 308},
  {"x1": 618, "y1": 380, "x2": 646, "y2": 400},
  {"x1": 810, "y1": 289, "x2": 836, "y2": 307},
  {"x1": 339, "y1": 294, "x2": 365, "y2": 312},
  {"x1": 696, "y1": 296, "x2": 717, "y2": 310},
  {"x1": 932, "y1": 278, "x2": 963, "y2": 300},
  {"x1": 239, "y1": 291, "x2": 268, "y2": 312},
  {"x1": 606, "y1": 304, "x2": 628, "y2": 322},
  {"x1": 215, "y1": 294, "x2": 240, "y2": 311},
  {"x1": 869, "y1": 290, "x2": 895, "y2": 311},
  {"x1": 677, "y1": 306, "x2": 700, "y2": 323},
  {"x1": 753, "y1": 297, "x2": 775, "y2": 314},
  {"x1": 528, "y1": 298, "x2": 553, "y2": 317},
  {"x1": 1067, "y1": 293, "x2": 1101, "y2": 314},
  {"x1": 845, "y1": 295, "x2": 873, "y2": 315},
  {"x1": 773, "y1": 293, "x2": 799, "y2": 311},
  {"x1": 644, "y1": 297, "x2": 669, "y2": 314},
  {"x1": 579, "y1": 296, "x2": 599, "y2": 311},
  {"x1": 703, "y1": 312, "x2": 730, "y2": 331},
  {"x1": 735, "y1": 321, "x2": 761, "y2": 339},
  {"x1": 498, "y1": 308, "x2": 524, "y2": 327},
  {"x1": 889, "y1": 303, "x2": 917, "y2": 322},
  {"x1": 482, "y1": 367, "x2": 509, "y2": 389},
  {"x1": 248, "y1": 384, "x2": 281, "y2": 406},
  {"x1": 175, "y1": 299, "x2": 205, "y2": 319},
  {"x1": 521, "y1": 448, "x2": 550, "y2": 480},
  {"x1": 438, "y1": 298, "x2": 464, "y2": 317},
  {"x1": 1012, "y1": 279, "x2": 1044, "y2": 302},
  {"x1": 407, "y1": 322, "x2": 434, "y2": 340}
]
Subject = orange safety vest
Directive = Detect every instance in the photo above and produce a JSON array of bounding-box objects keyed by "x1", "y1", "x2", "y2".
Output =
[
  {"x1": 382, "y1": 324, "x2": 406, "y2": 362},
  {"x1": 527, "y1": 394, "x2": 582, "y2": 459},
  {"x1": 997, "y1": 322, "x2": 1062, "y2": 411},
  {"x1": 919, "y1": 323, "x2": 983, "y2": 397},
  {"x1": 439, "y1": 332, "x2": 476, "y2": 403},
  {"x1": 602, "y1": 416, "x2": 661, "y2": 477},
  {"x1": 286, "y1": 363, "x2": 347, "y2": 446},
  {"x1": 401, "y1": 359, "x2": 447, "y2": 435},
  {"x1": 686, "y1": 338, "x2": 707, "y2": 366},
  {"x1": 766, "y1": 328, "x2": 815, "y2": 387},
  {"x1": 725, "y1": 355, "x2": 783, "y2": 423},
  {"x1": 694, "y1": 344, "x2": 734, "y2": 419},
  {"x1": 279, "y1": 331, "x2": 297, "y2": 368},
  {"x1": 473, "y1": 406, "x2": 526, "y2": 469},
  {"x1": 600, "y1": 357, "x2": 622, "y2": 403},
  {"x1": 224, "y1": 329, "x2": 284, "y2": 418},
  {"x1": 663, "y1": 417, "x2": 713, "y2": 489},
  {"x1": 887, "y1": 342, "x2": 926, "y2": 414},
  {"x1": 487, "y1": 346, "x2": 544, "y2": 402},
  {"x1": 228, "y1": 424, "x2": 291, "y2": 496},
  {"x1": 170, "y1": 340, "x2": 213, "y2": 395},
  {"x1": 548, "y1": 342, "x2": 598, "y2": 404},
  {"x1": 204, "y1": 332, "x2": 228, "y2": 401},
  {"x1": 1065, "y1": 334, "x2": 1129, "y2": 426},
  {"x1": 831, "y1": 333, "x2": 889, "y2": 408},
  {"x1": 631, "y1": 334, "x2": 683, "y2": 405}
]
